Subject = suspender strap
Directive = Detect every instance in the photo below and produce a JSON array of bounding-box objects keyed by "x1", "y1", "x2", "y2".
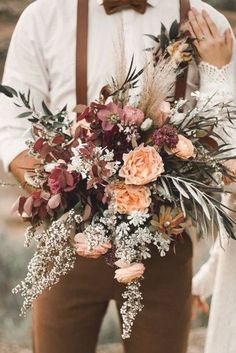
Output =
[
  {"x1": 75, "y1": 0, "x2": 191, "y2": 104},
  {"x1": 76, "y1": 0, "x2": 89, "y2": 105},
  {"x1": 180, "y1": 0, "x2": 190, "y2": 25},
  {"x1": 175, "y1": 0, "x2": 191, "y2": 100}
]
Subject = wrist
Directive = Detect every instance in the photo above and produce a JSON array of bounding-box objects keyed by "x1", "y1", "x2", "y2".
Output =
[{"x1": 10, "y1": 149, "x2": 39, "y2": 191}]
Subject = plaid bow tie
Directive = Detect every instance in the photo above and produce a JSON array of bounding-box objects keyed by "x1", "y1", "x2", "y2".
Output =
[{"x1": 103, "y1": 0, "x2": 148, "y2": 14}]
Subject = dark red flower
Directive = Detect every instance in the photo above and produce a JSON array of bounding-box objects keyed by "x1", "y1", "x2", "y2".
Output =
[
  {"x1": 102, "y1": 126, "x2": 132, "y2": 161},
  {"x1": 48, "y1": 167, "x2": 77, "y2": 194},
  {"x1": 152, "y1": 125, "x2": 179, "y2": 148}
]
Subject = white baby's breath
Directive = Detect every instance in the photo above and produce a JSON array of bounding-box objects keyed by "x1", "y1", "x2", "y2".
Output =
[{"x1": 127, "y1": 211, "x2": 150, "y2": 227}]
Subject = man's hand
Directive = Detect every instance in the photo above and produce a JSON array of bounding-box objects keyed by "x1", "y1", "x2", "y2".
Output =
[
  {"x1": 192, "y1": 295, "x2": 209, "y2": 320},
  {"x1": 74, "y1": 233, "x2": 112, "y2": 259},
  {"x1": 188, "y1": 8, "x2": 233, "y2": 69},
  {"x1": 9, "y1": 150, "x2": 40, "y2": 194}
]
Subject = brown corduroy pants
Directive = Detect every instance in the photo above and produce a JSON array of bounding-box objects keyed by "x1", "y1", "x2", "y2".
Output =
[{"x1": 32, "y1": 234, "x2": 192, "y2": 353}]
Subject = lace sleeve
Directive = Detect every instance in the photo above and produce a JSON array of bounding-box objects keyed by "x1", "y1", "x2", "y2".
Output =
[
  {"x1": 192, "y1": 240, "x2": 220, "y2": 300},
  {"x1": 196, "y1": 61, "x2": 236, "y2": 147},
  {"x1": 198, "y1": 61, "x2": 235, "y2": 105}
]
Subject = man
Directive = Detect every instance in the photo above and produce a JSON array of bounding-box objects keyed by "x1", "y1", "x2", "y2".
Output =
[{"x1": 0, "y1": 1, "x2": 235, "y2": 353}]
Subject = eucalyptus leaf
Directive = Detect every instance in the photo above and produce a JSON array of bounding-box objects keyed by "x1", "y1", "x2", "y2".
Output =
[
  {"x1": 0, "y1": 84, "x2": 14, "y2": 97},
  {"x1": 17, "y1": 111, "x2": 33, "y2": 119},
  {"x1": 169, "y1": 20, "x2": 179, "y2": 41},
  {"x1": 42, "y1": 101, "x2": 53, "y2": 116},
  {"x1": 144, "y1": 34, "x2": 159, "y2": 43}
]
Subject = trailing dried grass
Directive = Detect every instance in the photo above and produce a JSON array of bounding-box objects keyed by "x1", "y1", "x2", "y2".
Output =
[{"x1": 138, "y1": 56, "x2": 177, "y2": 126}]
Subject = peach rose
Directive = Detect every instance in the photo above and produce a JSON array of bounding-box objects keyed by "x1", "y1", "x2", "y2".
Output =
[
  {"x1": 166, "y1": 135, "x2": 195, "y2": 160},
  {"x1": 223, "y1": 159, "x2": 236, "y2": 185},
  {"x1": 157, "y1": 101, "x2": 171, "y2": 127},
  {"x1": 119, "y1": 144, "x2": 164, "y2": 185},
  {"x1": 122, "y1": 106, "x2": 145, "y2": 126},
  {"x1": 105, "y1": 182, "x2": 151, "y2": 214},
  {"x1": 114, "y1": 262, "x2": 145, "y2": 284}
]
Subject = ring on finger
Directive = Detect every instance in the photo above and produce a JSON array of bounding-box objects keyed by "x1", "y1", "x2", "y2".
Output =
[{"x1": 198, "y1": 34, "x2": 207, "y2": 41}]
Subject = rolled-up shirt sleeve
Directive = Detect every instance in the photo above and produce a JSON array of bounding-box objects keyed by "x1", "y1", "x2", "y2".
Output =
[{"x1": 0, "y1": 3, "x2": 49, "y2": 171}]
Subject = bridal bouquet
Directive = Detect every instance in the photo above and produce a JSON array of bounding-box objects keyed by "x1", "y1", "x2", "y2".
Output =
[{"x1": 1, "y1": 22, "x2": 236, "y2": 338}]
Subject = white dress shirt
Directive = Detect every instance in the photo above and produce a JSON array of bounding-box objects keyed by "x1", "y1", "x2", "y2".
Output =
[{"x1": 0, "y1": 0, "x2": 235, "y2": 170}]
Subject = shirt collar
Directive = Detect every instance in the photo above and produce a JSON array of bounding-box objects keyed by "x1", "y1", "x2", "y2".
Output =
[{"x1": 97, "y1": 0, "x2": 159, "y2": 8}]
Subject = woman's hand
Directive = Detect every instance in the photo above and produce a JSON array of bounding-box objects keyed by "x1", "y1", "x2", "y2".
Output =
[
  {"x1": 74, "y1": 233, "x2": 111, "y2": 259},
  {"x1": 192, "y1": 295, "x2": 209, "y2": 320},
  {"x1": 188, "y1": 8, "x2": 233, "y2": 68}
]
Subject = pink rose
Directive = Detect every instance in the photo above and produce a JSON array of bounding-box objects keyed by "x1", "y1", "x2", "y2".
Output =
[
  {"x1": 122, "y1": 106, "x2": 145, "y2": 126},
  {"x1": 105, "y1": 182, "x2": 151, "y2": 214},
  {"x1": 119, "y1": 144, "x2": 164, "y2": 185},
  {"x1": 166, "y1": 135, "x2": 195, "y2": 160},
  {"x1": 97, "y1": 102, "x2": 124, "y2": 131},
  {"x1": 114, "y1": 262, "x2": 145, "y2": 284},
  {"x1": 48, "y1": 167, "x2": 76, "y2": 194},
  {"x1": 156, "y1": 101, "x2": 171, "y2": 127}
]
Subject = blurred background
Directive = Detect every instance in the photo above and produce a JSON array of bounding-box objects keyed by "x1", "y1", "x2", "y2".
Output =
[{"x1": 0, "y1": 1, "x2": 236, "y2": 352}]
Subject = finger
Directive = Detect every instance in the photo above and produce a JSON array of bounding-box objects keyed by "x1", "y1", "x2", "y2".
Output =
[
  {"x1": 74, "y1": 244, "x2": 87, "y2": 251},
  {"x1": 191, "y1": 7, "x2": 212, "y2": 38},
  {"x1": 225, "y1": 28, "x2": 233, "y2": 51},
  {"x1": 84, "y1": 250, "x2": 102, "y2": 258},
  {"x1": 101, "y1": 243, "x2": 112, "y2": 250},
  {"x1": 192, "y1": 309, "x2": 197, "y2": 320},
  {"x1": 189, "y1": 10, "x2": 204, "y2": 40},
  {"x1": 199, "y1": 300, "x2": 209, "y2": 314},
  {"x1": 94, "y1": 246, "x2": 109, "y2": 254},
  {"x1": 202, "y1": 9, "x2": 220, "y2": 38},
  {"x1": 75, "y1": 245, "x2": 101, "y2": 257},
  {"x1": 191, "y1": 303, "x2": 197, "y2": 320},
  {"x1": 85, "y1": 253, "x2": 101, "y2": 259},
  {"x1": 186, "y1": 21, "x2": 200, "y2": 50},
  {"x1": 74, "y1": 233, "x2": 86, "y2": 243}
]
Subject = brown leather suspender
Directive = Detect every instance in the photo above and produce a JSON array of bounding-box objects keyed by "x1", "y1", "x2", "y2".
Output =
[
  {"x1": 76, "y1": 0, "x2": 191, "y2": 105},
  {"x1": 175, "y1": 0, "x2": 191, "y2": 100},
  {"x1": 76, "y1": 0, "x2": 89, "y2": 105}
]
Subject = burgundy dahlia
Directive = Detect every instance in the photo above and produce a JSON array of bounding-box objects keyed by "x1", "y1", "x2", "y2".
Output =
[
  {"x1": 102, "y1": 127, "x2": 132, "y2": 161},
  {"x1": 152, "y1": 125, "x2": 179, "y2": 148}
]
